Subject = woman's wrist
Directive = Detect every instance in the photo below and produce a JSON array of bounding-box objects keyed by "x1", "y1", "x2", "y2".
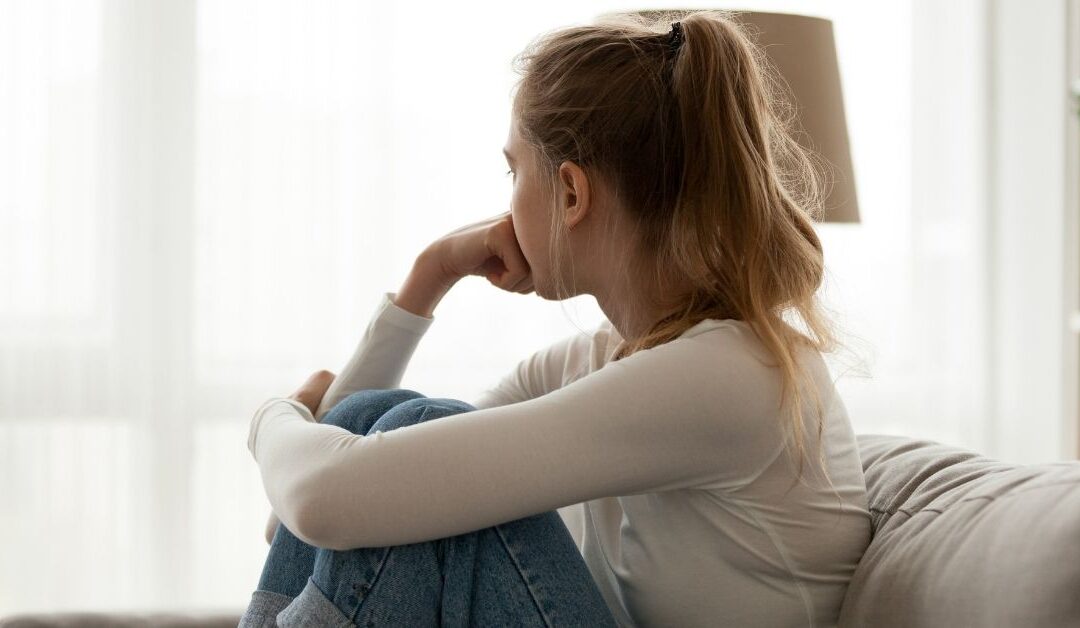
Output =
[{"x1": 394, "y1": 245, "x2": 460, "y2": 318}]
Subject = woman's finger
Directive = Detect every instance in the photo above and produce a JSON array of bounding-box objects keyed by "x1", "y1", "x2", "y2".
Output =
[
  {"x1": 509, "y1": 274, "x2": 532, "y2": 293},
  {"x1": 305, "y1": 369, "x2": 335, "y2": 393},
  {"x1": 494, "y1": 226, "x2": 531, "y2": 287}
]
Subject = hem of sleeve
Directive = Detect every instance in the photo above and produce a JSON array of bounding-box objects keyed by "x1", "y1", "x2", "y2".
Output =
[
  {"x1": 378, "y1": 291, "x2": 435, "y2": 334},
  {"x1": 248, "y1": 397, "x2": 318, "y2": 456},
  {"x1": 273, "y1": 397, "x2": 317, "y2": 423}
]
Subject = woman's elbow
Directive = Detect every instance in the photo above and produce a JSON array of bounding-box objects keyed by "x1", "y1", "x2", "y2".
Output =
[
  {"x1": 292, "y1": 508, "x2": 363, "y2": 551},
  {"x1": 282, "y1": 478, "x2": 364, "y2": 550},
  {"x1": 276, "y1": 482, "x2": 332, "y2": 548},
  {"x1": 289, "y1": 504, "x2": 335, "y2": 548}
]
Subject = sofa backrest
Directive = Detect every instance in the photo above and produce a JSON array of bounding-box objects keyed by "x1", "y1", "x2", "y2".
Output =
[{"x1": 838, "y1": 434, "x2": 1080, "y2": 627}]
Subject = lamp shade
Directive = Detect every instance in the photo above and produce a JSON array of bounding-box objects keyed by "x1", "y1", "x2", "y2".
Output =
[{"x1": 597, "y1": 10, "x2": 860, "y2": 223}]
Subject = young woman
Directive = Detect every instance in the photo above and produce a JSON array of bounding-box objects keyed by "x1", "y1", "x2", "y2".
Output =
[{"x1": 240, "y1": 10, "x2": 872, "y2": 627}]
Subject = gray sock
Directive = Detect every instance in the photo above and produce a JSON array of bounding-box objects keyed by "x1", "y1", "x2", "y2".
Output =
[{"x1": 238, "y1": 589, "x2": 295, "y2": 627}]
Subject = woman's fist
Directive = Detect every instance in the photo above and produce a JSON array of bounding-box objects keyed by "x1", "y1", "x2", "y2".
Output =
[
  {"x1": 288, "y1": 370, "x2": 335, "y2": 417},
  {"x1": 432, "y1": 211, "x2": 535, "y2": 295}
]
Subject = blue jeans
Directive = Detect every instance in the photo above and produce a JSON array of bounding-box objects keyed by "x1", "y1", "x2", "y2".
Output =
[{"x1": 239, "y1": 388, "x2": 618, "y2": 627}]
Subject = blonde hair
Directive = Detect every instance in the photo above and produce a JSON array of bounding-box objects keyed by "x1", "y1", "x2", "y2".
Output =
[{"x1": 510, "y1": 9, "x2": 852, "y2": 493}]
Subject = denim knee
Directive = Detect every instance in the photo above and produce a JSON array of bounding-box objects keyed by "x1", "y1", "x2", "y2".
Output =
[
  {"x1": 321, "y1": 388, "x2": 427, "y2": 435},
  {"x1": 367, "y1": 397, "x2": 477, "y2": 433}
]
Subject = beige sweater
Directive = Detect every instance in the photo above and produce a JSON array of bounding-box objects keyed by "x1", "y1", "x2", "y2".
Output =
[{"x1": 248, "y1": 291, "x2": 871, "y2": 627}]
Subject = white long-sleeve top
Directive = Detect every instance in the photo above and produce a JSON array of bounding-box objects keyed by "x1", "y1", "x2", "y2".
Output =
[{"x1": 248, "y1": 291, "x2": 872, "y2": 627}]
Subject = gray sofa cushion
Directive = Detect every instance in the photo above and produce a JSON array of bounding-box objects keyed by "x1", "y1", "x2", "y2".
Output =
[{"x1": 839, "y1": 434, "x2": 1080, "y2": 627}]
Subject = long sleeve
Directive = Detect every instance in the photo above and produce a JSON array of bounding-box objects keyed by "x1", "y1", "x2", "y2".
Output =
[
  {"x1": 248, "y1": 321, "x2": 788, "y2": 551},
  {"x1": 313, "y1": 291, "x2": 435, "y2": 421},
  {"x1": 259, "y1": 290, "x2": 591, "y2": 543},
  {"x1": 464, "y1": 323, "x2": 610, "y2": 549},
  {"x1": 260, "y1": 291, "x2": 434, "y2": 543}
]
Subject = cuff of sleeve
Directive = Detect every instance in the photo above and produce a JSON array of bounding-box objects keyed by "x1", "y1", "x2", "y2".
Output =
[
  {"x1": 379, "y1": 291, "x2": 435, "y2": 334},
  {"x1": 248, "y1": 397, "x2": 317, "y2": 458}
]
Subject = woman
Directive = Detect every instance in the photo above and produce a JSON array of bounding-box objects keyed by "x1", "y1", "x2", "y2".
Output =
[{"x1": 240, "y1": 9, "x2": 872, "y2": 627}]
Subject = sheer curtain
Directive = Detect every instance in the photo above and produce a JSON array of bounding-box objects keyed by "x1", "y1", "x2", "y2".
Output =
[{"x1": 1, "y1": 0, "x2": 997, "y2": 614}]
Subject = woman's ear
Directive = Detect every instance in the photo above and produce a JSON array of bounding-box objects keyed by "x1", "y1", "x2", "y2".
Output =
[{"x1": 559, "y1": 160, "x2": 590, "y2": 231}]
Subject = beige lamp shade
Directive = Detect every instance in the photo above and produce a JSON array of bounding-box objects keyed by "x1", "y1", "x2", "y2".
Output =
[{"x1": 597, "y1": 9, "x2": 860, "y2": 223}]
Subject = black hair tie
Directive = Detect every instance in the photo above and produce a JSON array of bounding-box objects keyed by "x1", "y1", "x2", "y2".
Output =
[{"x1": 669, "y1": 21, "x2": 684, "y2": 51}]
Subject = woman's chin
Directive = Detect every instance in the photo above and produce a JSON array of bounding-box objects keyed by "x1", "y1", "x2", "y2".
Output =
[{"x1": 533, "y1": 278, "x2": 585, "y2": 302}]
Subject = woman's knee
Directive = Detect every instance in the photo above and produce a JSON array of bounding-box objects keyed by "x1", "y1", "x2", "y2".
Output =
[
  {"x1": 368, "y1": 396, "x2": 476, "y2": 433},
  {"x1": 321, "y1": 388, "x2": 427, "y2": 435}
]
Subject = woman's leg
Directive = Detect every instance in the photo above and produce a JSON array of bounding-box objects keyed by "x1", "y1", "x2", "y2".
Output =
[
  {"x1": 239, "y1": 388, "x2": 426, "y2": 627},
  {"x1": 244, "y1": 388, "x2": 618, "y2": 627}
]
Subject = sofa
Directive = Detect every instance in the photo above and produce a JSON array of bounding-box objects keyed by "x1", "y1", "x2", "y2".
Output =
[
  {"x1": 838, "y1": 434, "x2": 1080, "y2": 626},
  {"x1": 2, "y1": 434, "x2": 1078, "y2": 627}
]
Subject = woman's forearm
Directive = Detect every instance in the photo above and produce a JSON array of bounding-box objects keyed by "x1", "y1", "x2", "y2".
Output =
[
  {"x1": 393, "y1": 245, "x2": 460, "y2": 318},
  {"x1": 263, "y1": 249, "x2": 462, "y2": 542}
]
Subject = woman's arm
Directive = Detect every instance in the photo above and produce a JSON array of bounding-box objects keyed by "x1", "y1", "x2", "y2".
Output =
[
  {"x1": 249, "y1": 325, "x2": 787, "y2": 551},
  {"x1": 262, "y1": 251, "x2": 447, "y2": 544},
  {"x1": 263, "y1": 306, "x2": 602, "y2": 542},
  {"x1": 258, "y1": 210, "x2": 546, "y2": 544},
  {"x1": 260, "y1": 288, "x2": 435, "y2": 542},
  {"x1": 314, "y1": 246, "x2": 463, "y2": 421},
  {"x1": 312, "y1": 208, "x2": 537, "y2": 420},
  {"x1": 263, "y1": 374, "x2": 333, "y2": 544}
]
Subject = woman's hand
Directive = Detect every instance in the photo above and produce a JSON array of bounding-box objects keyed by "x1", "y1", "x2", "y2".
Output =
[
  {"x1": 288, "y1": 369, "x2": 336, "y2": 418},
  {"x1": 431, "y1": 210, "x2": 535, "y2": 295}
]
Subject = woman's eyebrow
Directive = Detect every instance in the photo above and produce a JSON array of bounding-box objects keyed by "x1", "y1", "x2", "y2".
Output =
[{"x1": 502, "y1": 148, "x2": 515, "y2": 163}]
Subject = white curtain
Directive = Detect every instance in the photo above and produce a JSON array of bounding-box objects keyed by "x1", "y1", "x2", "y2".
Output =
[{"x1": 1, "y1": 0, "x2": 1001, "y2": 614}]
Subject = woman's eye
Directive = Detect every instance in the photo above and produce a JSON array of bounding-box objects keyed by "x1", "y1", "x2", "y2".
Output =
[{"x1": 505, "y1": 169, "x2": 514, "y2": 177}]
